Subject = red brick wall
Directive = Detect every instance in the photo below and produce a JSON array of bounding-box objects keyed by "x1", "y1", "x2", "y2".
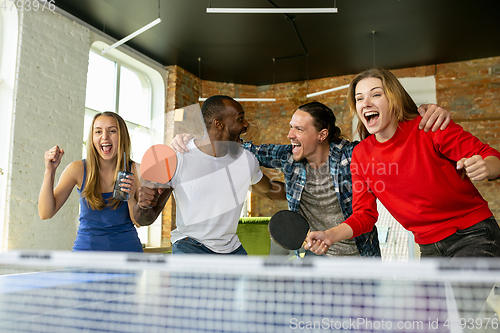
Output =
[
  {"x1": 161, "y1": 57, "x2": 500, "y2": 244},
  {"x1": 434, "y1": 58, "x2": 500, "y2": 219}
]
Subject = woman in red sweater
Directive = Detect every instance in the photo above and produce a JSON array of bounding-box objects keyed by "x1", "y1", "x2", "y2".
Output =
[{"x1": 305, "y1": 67, "x2": 500, "y2": 257}]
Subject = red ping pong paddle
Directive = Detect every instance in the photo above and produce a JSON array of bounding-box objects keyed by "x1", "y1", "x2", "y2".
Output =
[
  {"x1": 140, "y1": 144, "x2": 177, "y2": 187},
  {"x1": 268, "y1": 210, "x2": 310, "y2": 251}
]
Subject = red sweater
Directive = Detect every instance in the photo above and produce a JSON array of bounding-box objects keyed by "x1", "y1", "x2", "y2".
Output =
[{"x1": 345, "y1": 117, "x2": 500, "y2": 245}]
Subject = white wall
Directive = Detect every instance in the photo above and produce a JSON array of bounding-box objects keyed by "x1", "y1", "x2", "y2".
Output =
[
  {"x1": 6, "y1": 9, "x2": 90, "y2": 250},
  {"x1": 399, "y1": 76, "x2": 437, "y2": 105}
]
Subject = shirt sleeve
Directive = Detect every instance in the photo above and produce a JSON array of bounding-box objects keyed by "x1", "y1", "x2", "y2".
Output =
[
  {"x1": 250, "y1": 155, "x2": 264, "y2": 185},
  {"x1": 342, "y1": 148, "x2": 379, "y2": 237},
  {"x1": 432, "y1": 120, "x2": 500, "y2": 162},
  {"x1": 241, "y1": 141, "x2": 291, "y2": 171}
]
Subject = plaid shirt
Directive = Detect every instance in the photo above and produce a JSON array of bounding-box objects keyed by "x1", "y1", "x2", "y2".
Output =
[{"x1": 242, "y1": 140, "x2": 381, "y2": 257}]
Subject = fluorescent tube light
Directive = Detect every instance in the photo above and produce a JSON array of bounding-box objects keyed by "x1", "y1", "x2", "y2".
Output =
[
  {"x1": 102, "y1": 18, "x2": 161, "y2": 55},
  {"x1": 207, "y1": 8, "x2": 337, "y2": 14},
  {"x1": 198, "y1": 97, "x2": 276, "y2": 102},
  {"x1": 306, "y1": 84, "x2": 350, "y2": 98}
]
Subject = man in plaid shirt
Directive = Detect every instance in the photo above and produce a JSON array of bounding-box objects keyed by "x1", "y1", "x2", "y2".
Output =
[{"x1": 242, "y1": 102, "x2": 380, "y2": 256}]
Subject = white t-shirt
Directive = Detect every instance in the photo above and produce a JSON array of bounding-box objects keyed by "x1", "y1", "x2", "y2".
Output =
[{"x1": 170, "y1": 139, "x2": 263, "y2": 253}]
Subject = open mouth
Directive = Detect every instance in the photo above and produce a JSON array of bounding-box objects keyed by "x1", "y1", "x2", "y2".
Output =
[
  {"x1": 364, "y1": 111, "x2": 379, "y2": 125},
  {"x1": 101, "y1": 143, "x2": 113, "y2": 154},
  {"x1": 291, "y1": 142, "x2": 301, "y2": 154},
  {"x1": 236, "y1": 129, "x2": 247, "y2": 142}
]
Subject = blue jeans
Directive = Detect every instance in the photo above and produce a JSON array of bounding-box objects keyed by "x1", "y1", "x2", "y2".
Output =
[
  {"x1": 172, "y1": 237, "x2": 247, "y2": 255},
  {"x1": 419, "y1": 217, "x2": 500, "y2": 258}
]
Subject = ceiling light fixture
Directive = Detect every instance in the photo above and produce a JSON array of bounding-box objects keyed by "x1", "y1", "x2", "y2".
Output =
[
  {"x1": 102, "y1": 0, "x2": 162, "y2": 55},
  {"x1": 207, "y1": 8, "x2": 337, "y2": 14},
  {"x1": 101, "y1": 18, "x2": 161, "y2": 55},
  {"x1": 306, "y1": 84, "x2": 349, "y2": 98}
]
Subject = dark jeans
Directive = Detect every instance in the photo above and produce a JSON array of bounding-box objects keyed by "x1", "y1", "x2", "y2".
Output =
[
  {"x1": 172, "y1": 237, "x2": 247, "y2": 255},
  {"x1": 419, "y1": 217, "x2": 500, "y2": 258},
  {"x1": 420, "y1": 217, "x2": 500, "y2": 333}
]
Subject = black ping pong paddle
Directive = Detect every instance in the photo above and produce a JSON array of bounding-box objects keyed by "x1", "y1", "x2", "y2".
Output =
[
  {"x1": 268, "y1": 210, "x2": 310, "y2": 254},
  {"x1": 140, "y1": 144, "x2": 178, "y2": 187}
]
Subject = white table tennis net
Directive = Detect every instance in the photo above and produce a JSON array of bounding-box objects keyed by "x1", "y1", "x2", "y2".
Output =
[{"x1": 0, "y1": 251, "x2": 499, "y2": 333}]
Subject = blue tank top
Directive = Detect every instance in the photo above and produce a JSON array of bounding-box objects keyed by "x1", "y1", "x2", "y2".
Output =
[{"x1": 74, "y1": 160, "x2": 143, "y2": 252}]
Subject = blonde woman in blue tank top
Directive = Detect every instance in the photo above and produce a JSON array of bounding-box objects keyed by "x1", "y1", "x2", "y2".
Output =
[{"x1": 39, "y1": 112, "x2": 143, "y2": 252}]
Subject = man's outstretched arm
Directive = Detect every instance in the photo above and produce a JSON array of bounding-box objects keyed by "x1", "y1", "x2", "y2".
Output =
[{"x1": 250, "y1": 174, "x2": 287, "y2": 201}]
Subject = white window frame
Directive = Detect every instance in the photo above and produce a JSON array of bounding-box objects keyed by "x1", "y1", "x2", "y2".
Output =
[{"x1": 85, "y1": 41, "x2": 165, "y2": 248}]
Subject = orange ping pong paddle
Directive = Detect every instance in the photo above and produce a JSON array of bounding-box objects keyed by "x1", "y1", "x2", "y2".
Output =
[{"x1": 140, "y1": 144, "x2": 177, "y2": 187}]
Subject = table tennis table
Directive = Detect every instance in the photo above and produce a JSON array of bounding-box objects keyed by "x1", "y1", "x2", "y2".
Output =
[{"x1": 0, "y1": 251, "x2": 499, "y2": 333}]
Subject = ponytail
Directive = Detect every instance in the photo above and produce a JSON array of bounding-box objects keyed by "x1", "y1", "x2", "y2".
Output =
[{"x1": 296, "y1": 102, "x2": 342, "y2": 143}]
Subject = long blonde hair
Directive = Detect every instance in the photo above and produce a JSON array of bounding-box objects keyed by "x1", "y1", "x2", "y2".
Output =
[
  {"x1": 347, "y1": 67, "x2": 419, "y2": 140},
  {"x1": 82, "y1": 112, "x2": 132, "y2": 210}
]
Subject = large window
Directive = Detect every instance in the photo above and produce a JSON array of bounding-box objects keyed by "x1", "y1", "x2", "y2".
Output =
[
  {"x1": 84, "y1": 42, "x2": 165, "y2": 247},
  {"x1": 84, "y1": 50, "x2": 153, "y2": 164}
]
